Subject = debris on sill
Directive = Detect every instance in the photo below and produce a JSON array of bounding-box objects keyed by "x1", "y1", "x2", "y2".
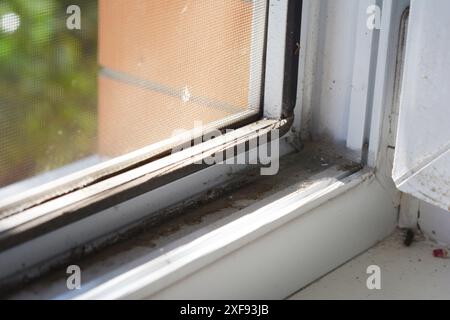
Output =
[
  {"x1": 402, "y1": 228, "x2": 450, "y2": 260},
  {"x1": 3, "y1": 141, "x2": 361, "y2": 299},
  {"x1": 433, "y1": 248, "x2": 450, "y2": 259},
  {"x1": 403, "y1": 229, "x2": 415, "y2": 247}
]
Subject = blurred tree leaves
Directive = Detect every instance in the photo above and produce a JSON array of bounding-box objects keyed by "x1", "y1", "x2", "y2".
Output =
[{"x1": 0, "y1": 0, "x2": 98, "y2": 187}]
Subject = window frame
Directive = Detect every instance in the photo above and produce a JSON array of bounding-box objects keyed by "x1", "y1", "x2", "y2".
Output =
[{"x1": 0, "y1": 1, "x2": 302, "y2": 255}]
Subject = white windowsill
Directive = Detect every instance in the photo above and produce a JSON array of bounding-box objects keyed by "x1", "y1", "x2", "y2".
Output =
[{"x1": 6, "y1": 144, "x2": 397, "y2": 300}]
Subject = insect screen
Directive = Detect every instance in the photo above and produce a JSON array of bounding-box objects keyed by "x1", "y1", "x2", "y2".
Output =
[{"x1": 0, "y1": 0, "x2": 267, "y2": 193}]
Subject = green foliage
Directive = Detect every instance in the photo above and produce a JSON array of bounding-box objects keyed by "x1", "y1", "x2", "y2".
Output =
[{"x1": 0, "y1": 0, "x2": 98, "y2": 187}]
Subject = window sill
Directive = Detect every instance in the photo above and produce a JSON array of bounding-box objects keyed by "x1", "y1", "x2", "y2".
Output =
[{"x1": 5, "y1": 143, "x2": 397, "y2": 300}]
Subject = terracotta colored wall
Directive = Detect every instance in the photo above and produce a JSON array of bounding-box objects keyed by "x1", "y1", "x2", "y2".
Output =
[{"x1": 98, "y1": 0, "x2": 255, "y2": 156}]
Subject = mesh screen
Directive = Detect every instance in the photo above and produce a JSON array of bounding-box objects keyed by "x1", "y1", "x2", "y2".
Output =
[{"x1": 0, "y1": 0, "x2": 267, "y2": 192}]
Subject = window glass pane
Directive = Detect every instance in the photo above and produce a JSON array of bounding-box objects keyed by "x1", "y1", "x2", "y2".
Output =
[
  {"x1": 0, "y1": 0, "x2": 267, "y2": 199},
  {"x1": 0, "y1": 0, "x2": 98, "y2": 190}
]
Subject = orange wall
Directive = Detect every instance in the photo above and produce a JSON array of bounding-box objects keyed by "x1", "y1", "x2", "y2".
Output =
[{"x1": 98, "y1": 0, "x2": 255, "y2": 156}]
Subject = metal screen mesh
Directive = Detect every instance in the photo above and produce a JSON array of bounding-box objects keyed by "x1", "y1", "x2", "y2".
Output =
[{"x1": 0, "y1": 0, "x2": 267, "y2": 192}]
